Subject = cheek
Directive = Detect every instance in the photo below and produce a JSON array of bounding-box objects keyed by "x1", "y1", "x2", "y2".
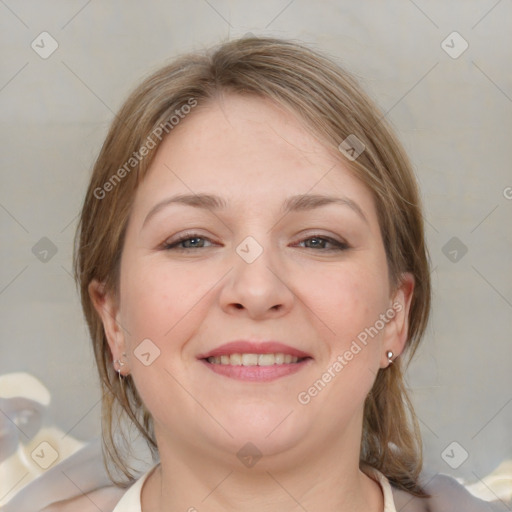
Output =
[
  {"x1": 295, "y1": 263, "x2": 389, "y2": 422},
  {"x1": 304, "y1": 262, "x2": 389, "y2": 345},
  {"x1": 117, "y1": 260, "x2": 213, "y2": 420},
  {"x1": 119, "y1": 258, "x2": 218, "y2": 354},
  {"x1": 303, "y1": 261, "x2": 389, "y2": 402}
]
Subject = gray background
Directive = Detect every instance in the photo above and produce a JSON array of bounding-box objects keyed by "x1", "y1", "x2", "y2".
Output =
[{"x1": 1, "y1": 0, "x2": 511, "y2": 492}]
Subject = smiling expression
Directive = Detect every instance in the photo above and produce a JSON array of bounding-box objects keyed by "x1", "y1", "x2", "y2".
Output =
[{"x1": 92, "y1": 93, "x2": 413, "y2": 463}]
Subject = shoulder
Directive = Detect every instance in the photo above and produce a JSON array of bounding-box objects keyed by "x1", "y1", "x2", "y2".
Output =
[
  {"x1": 423, "y1": 473, "x2": 497, "y2": 511},
  {"x1": 39, "y1": 486, "x2": 126, "y2": 512},
  {"x1": 391, "y1": 473, "x2": 498, "y2": 512}
]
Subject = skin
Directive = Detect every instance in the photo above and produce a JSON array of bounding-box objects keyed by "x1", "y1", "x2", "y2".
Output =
[
  {"x1": 40, "y1": 487, "x2": 125, "y2": 512},
  {"x1": 89, "y1": 93, "x2": 414, "y2": 512}
]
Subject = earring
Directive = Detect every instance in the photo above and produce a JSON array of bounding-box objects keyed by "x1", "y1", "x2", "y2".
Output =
[
  {"x1": 386, "y1": 350, "x2": 394, "y2": 365},
  {"x1": 113, "y1": 353, "x2": 128, "y2": 376}
]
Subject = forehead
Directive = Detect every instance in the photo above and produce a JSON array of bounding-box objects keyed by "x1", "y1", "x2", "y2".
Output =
[
  {"x1": 132, "y1": 94, "x2": 376, "y2": 219},
  {"x1": 160, "y1": 94, "x2": 333, "y2": 173}
]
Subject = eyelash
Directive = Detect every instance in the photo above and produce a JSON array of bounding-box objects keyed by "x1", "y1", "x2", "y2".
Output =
[{"x1": 162, "y1": 233, "x2": 349, "y2": 252}]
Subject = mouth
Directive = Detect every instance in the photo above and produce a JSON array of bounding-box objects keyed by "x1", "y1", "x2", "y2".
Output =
[
  {"x1": 205, "y1": 353, "x2": 308, "y2": 366},
  {"x1": 197, "y1": 341, "x2": 313, "y2": 382}
]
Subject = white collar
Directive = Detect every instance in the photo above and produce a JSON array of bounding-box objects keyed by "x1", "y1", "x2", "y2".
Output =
[
  {"x1": 112, "y1": 465, "x2": 156, "y2": 512},
  {"x1": 112, "y1": 464, "x2": 397, "y2": 511}
]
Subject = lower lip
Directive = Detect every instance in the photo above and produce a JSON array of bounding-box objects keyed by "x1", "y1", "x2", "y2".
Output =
[{"x1": 200, "y1": 359, "x2": 312, "y2": 382}]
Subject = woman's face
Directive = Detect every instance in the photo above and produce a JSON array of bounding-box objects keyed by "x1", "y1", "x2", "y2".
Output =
[{"x1": 92, "y1": 94, "x2": 413, "y2": 466}]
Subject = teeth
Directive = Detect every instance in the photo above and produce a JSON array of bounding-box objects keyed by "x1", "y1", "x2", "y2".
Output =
[
  {"x1": 229, "y1": 354, "x2": 242, "y2": 365},
  {"x1": 258, "y1": 354, "x2": 276, "y2": 366},
  {"x1": 241, "y1": 353, "x2": 258, "y2": 366},
  {"x1": 206, "y1": 353, "x2": 300, "y2": 366}
]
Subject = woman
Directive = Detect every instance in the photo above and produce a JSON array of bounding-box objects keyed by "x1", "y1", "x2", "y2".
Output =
[{"x1": 46, "y1": 37, "x2": 493, "y2": 511}]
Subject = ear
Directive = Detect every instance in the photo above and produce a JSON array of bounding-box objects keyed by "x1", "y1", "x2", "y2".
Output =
[
  {"x1": 88, "y1": 279, "x2": 129, "y2": 374},
  {"x1": 380, "y1": 272, "x2": 415, "y2": 368}
]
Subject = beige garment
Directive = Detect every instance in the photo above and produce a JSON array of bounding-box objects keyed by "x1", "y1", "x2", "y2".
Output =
[{"x1": 112, "y1": 465, "x2": 398, "y2": 512}]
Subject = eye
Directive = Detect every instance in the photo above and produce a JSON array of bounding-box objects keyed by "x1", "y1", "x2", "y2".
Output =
[
  {"x1": 295, "y1": 235, "x2": 349, "y2": 251},
  {"x1": 161, "y1": 233, "x2": 349, "y2": 252},
  {"x1": 162, "y1": 233, "x2": 217, "y2": 251}
]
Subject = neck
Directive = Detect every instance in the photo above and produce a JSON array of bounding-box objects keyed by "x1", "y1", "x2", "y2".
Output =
[{"x1": 142, "y1": 425, "x2": 384, "y2": 512}]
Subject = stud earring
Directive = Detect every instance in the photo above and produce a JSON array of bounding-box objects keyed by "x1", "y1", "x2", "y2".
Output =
[
  {"x1": 386, "y1": 350, "x2": 394, "y2": 365},
  {"x1": 113, "y1": 352, "x2": 128, "y2": 376}
]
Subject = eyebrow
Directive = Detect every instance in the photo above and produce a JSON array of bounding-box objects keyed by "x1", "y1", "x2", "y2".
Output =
[{"x1": 142, "y1": 192, "x2": 368, "y2": 228}]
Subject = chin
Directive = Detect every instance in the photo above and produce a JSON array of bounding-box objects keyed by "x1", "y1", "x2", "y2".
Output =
[{"x1": 209, "y1": 406, "x2": 310, "y2": 459}]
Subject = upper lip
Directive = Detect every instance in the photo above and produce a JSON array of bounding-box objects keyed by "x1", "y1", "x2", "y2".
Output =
[{"x1": 197, "y1": 341, "x2": 312, "y2": 360}]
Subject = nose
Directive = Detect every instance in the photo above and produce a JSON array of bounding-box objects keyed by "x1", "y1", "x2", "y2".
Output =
[{"x1": 219, "y1": 238, "x2": 295, "y2": 320}]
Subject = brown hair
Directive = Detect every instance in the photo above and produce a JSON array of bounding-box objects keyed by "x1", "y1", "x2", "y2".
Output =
[{"x1": 73, "y1": 36, "x2": 431, "y2": 496}]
